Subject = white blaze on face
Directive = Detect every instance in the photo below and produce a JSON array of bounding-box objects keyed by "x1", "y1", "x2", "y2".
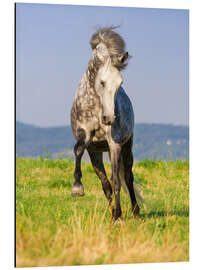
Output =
[{"x1": 95, "y1": 59, "x2": 123, "y2": 125}]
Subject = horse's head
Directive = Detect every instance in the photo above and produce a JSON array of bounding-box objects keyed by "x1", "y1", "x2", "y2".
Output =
[{"x1": 93, "y1": 43, "x2": 128, "y2": 125}]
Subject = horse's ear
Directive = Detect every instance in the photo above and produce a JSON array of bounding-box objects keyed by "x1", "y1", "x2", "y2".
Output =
[
  {"x1": 95, "y1": 43, "x2": 109, "y2": 62},
  {"x1": 118, "y1": 52, "x2": 129, "y2": 64}
]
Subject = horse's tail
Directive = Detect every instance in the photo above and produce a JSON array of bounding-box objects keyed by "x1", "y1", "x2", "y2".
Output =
[{"x1": 119, "y1": 157, "x2": 144, "y2": 207}]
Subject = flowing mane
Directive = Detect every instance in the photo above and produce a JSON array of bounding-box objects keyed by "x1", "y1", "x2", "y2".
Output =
[
  {"x1": 87, "y1": 27, "x2": 129, "y2": 88},
  {"x1": 90, "y1": 26, "x2": 128, "y2": 70},
  {"x1": 86, "y1": 55, "x2": 102, "y2": 89}
]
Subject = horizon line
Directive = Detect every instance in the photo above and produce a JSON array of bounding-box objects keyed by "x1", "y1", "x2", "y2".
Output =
[{"x1": 16, "y1": 120, "x2": 189, "y2": 129}]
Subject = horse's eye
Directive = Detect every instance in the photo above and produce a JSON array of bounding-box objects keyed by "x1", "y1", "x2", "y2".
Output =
[{"x1": 100, "y1": 80, "x2": 105, "y2": 87}]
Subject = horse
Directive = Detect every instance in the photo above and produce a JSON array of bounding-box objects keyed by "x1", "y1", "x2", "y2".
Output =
[{"x1": 70, "y1": 27, "x2": 142, "y2": 221}]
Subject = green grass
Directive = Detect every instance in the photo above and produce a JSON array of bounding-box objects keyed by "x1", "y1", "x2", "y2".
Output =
[{"x1": 16, "y1": 157, "x2": 189, "y2": 267}]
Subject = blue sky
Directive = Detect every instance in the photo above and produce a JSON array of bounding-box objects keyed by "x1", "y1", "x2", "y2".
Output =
[{"x1": 16, "y1": 3, "x2": 189, "y2": 127}]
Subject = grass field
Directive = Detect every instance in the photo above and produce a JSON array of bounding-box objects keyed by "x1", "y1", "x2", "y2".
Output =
[{"x1": 16, "y1": 157, "x2": 189, "y2": 267}]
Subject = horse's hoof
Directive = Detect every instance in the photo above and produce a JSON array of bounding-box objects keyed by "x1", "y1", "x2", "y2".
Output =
[
  {"x1": 133, "y1": 214, "x2": 141, "y2": 219},
  {"x1": 114, "y1": 217, "x2": 124, "y2": 225},
  {"x1": 133, "y1": 205, "x2": 140, "y2": 218},
  {"x1": 71, "y1": 184, "x2": 85, "y2": 197}
]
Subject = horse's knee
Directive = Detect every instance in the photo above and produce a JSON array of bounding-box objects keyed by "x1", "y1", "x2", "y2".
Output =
[
  {"x1": 103, "y1": 180, "x2": 112, "y2": 192},
  {"x1": 76, "y1": 128, "x2": 86, "y2": 141},
  {"x1": 74, "y1": 142, "x2": 85, "y2": 157},
  {"x1": 115, "y1": 180, "x2": 121, "y2": 193}
]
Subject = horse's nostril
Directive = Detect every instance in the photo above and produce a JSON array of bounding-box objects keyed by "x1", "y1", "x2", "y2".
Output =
[
  {"x1": 102, "y1": 115, "x2": 112, "y2": 125},
  {"x1": 103, "y1": 115, "x2": 107, "y2": 123}
]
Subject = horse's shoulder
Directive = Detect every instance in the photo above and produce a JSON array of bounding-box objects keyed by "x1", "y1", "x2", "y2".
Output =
[
  {"x1": 115, "y1": 87, "x2": 134, "y2": 115},
  {"x1": 111, "y1": 87, "x2": 134, "y2": 144}
]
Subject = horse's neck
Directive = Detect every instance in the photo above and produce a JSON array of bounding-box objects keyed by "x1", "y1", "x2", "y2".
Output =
[
  {"x1": 74, "y1": 72, "x2": 101, "y2": 132},
  {"x1": 75, "y1": 73, "x2": 101, "y2": 113},
  {"x1": 75, "y1": 73, "x2": 95, "y2": 99}
]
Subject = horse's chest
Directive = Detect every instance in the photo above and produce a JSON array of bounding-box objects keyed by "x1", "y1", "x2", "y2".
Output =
[
  {"x1": 93, "y1": 127, "x2": 107, "y2": 142},
  {"x1": 75, "y1": 93, "x2": 100, "y2": 121},
  {"x1": 72, "y1": 93, "x2": 103, "y2": 139}
]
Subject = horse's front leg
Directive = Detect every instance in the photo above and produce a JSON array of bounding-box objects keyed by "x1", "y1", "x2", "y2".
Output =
[
  {"x1": 71, "y1": 129, "x2": 94, "y2": 197},
  {"x1": 109, "y1": 143, "x2": 122, "y2": 221},
  {"x1": 71, "y1": 139, "x2": 85, "y2": 197}
]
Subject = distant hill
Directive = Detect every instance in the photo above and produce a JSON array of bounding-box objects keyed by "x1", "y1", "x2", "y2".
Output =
[{"x1": 16, "y1": 121, "x2": 189, "y2": 161}]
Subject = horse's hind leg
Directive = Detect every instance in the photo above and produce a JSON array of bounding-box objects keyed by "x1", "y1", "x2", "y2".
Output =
[
  {"x1": 121, "y1": 137, "x2": 140, "y2": 217},
  {"x1": 87, "y1": 150, "x2": 112, "y2": 203}
]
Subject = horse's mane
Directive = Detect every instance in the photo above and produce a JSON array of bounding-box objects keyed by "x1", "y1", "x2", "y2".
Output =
[
  {"x1": 87, "y1": 54, "x2": 102, "y2": 88},
  {"x1": 90, "y1": 26, "x2": 128, "y2": 70},
  {"x1": 86, "y1": 27, "x2": 128, "y2": 88}
]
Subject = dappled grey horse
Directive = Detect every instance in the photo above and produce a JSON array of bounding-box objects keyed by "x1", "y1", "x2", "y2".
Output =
[{"x1": 70, "y1": 27, "x2": 142, "y2": 221}]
